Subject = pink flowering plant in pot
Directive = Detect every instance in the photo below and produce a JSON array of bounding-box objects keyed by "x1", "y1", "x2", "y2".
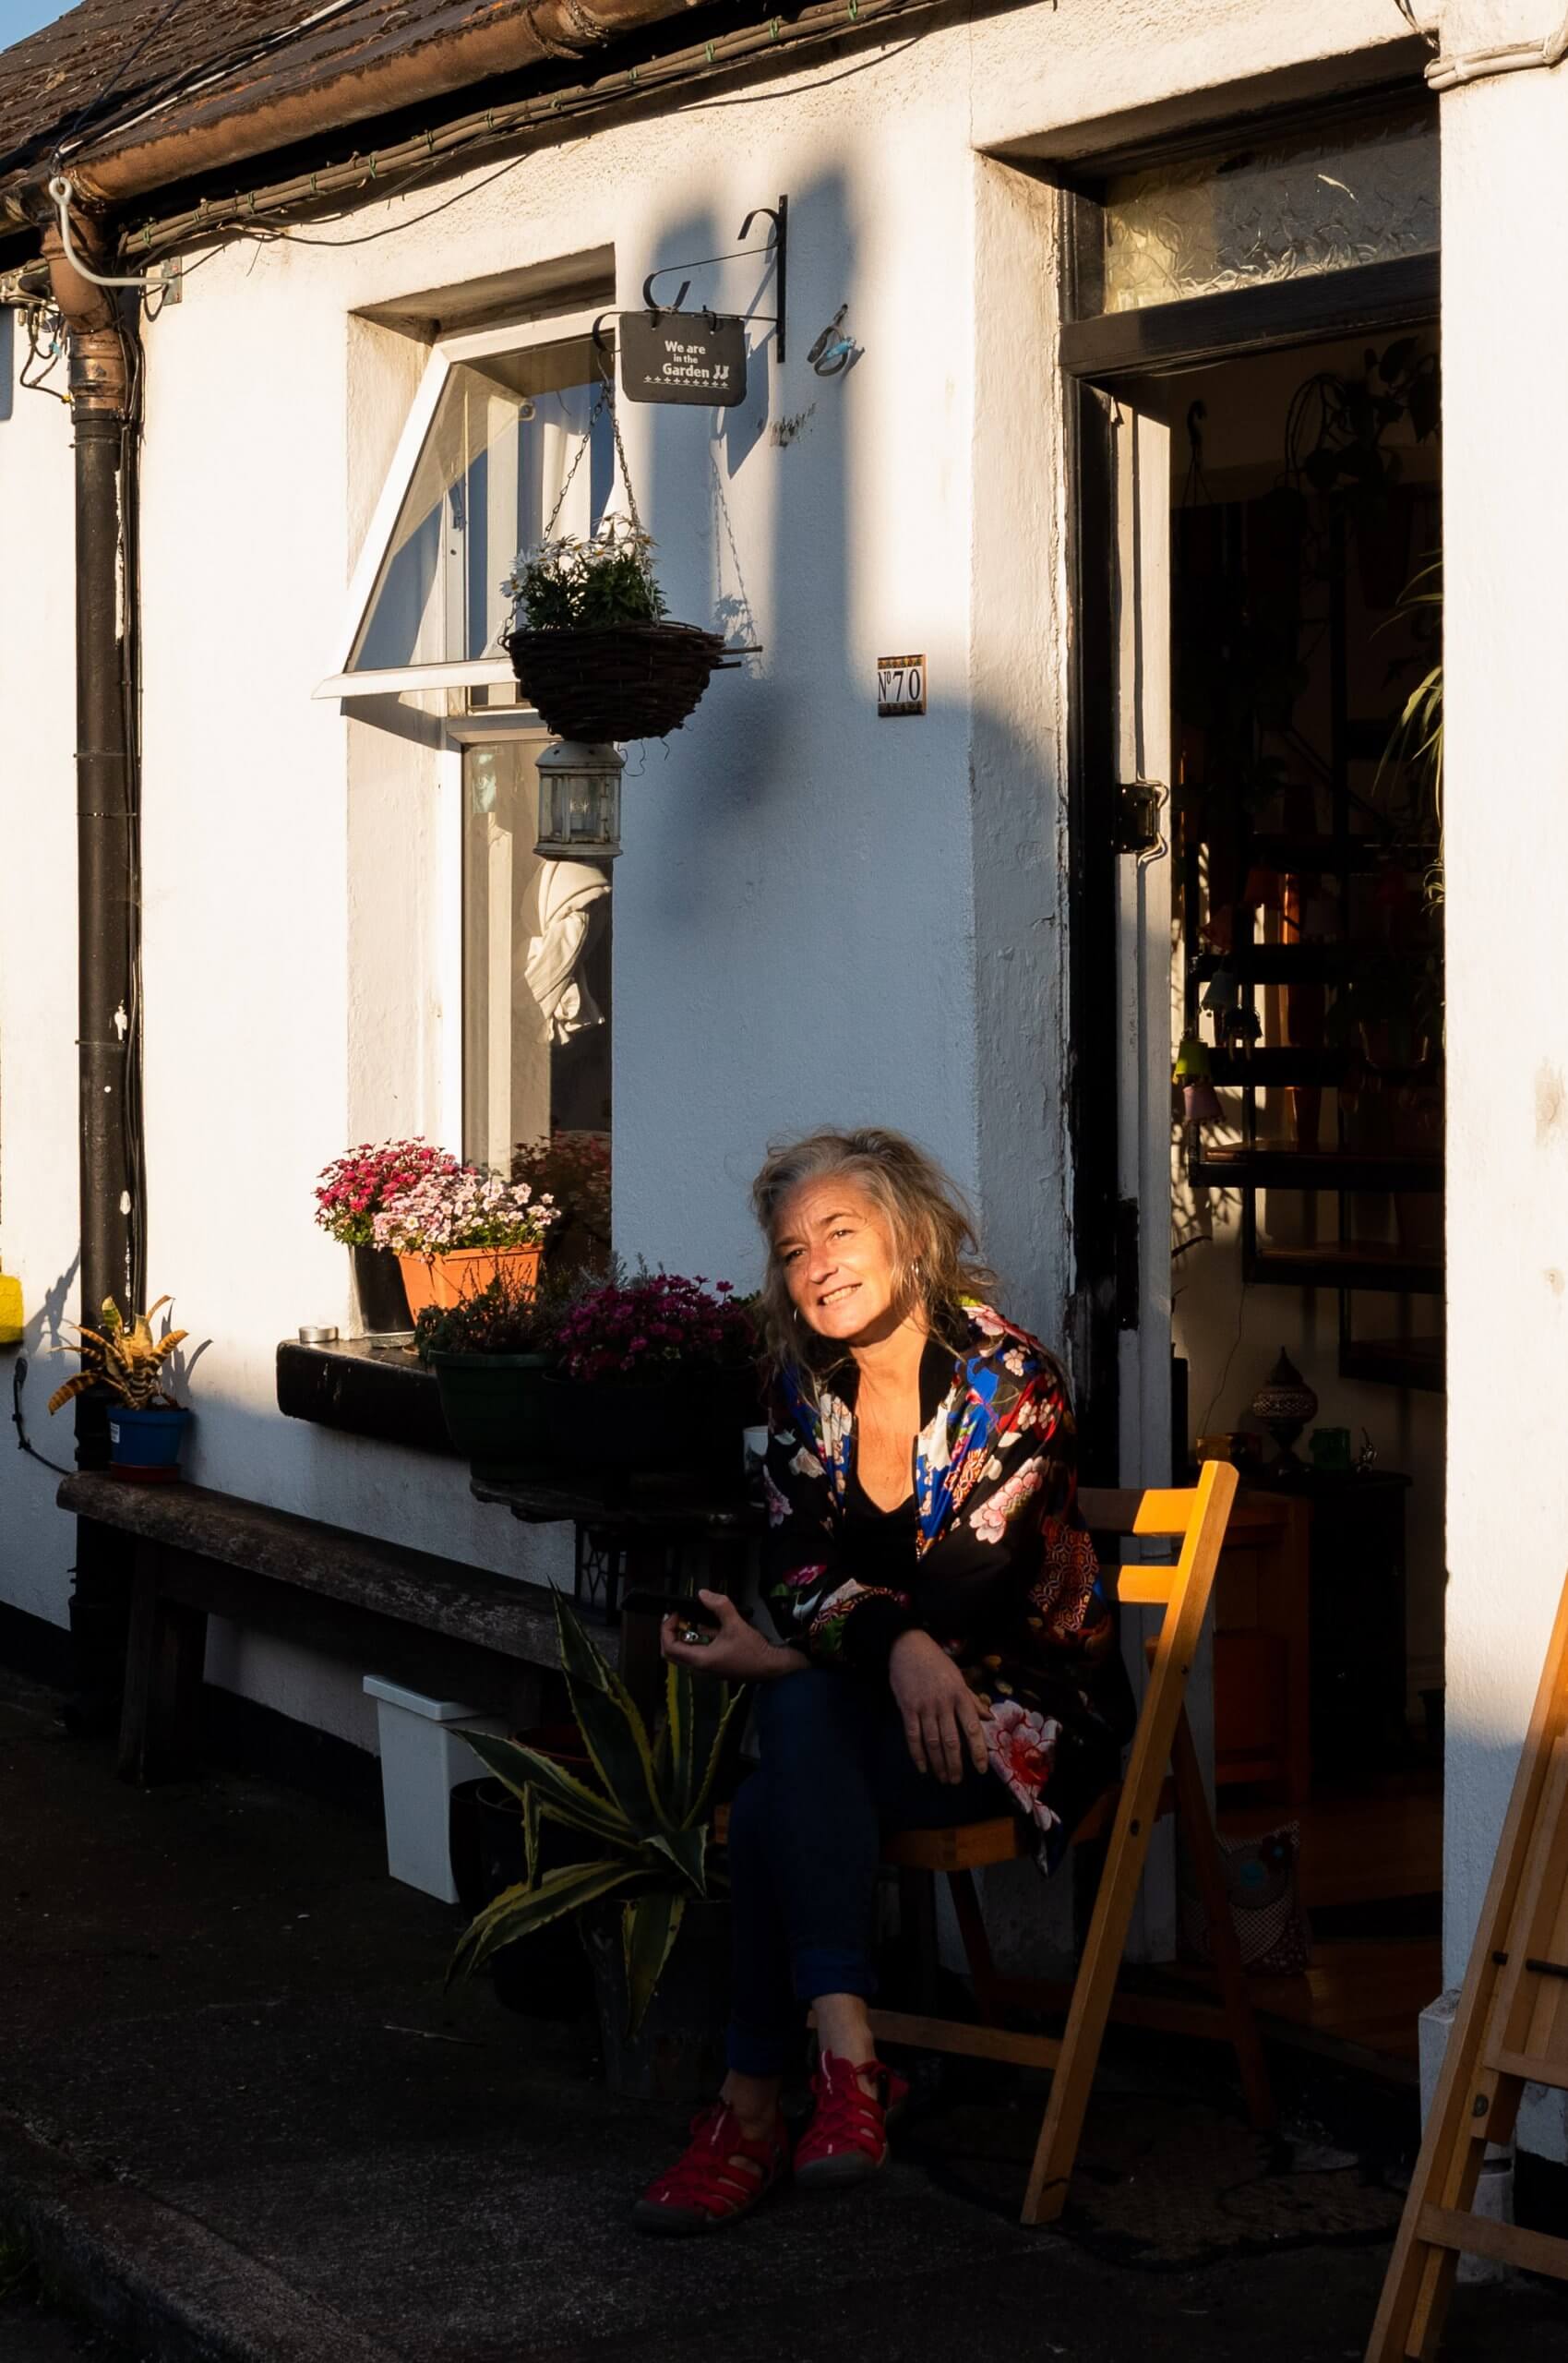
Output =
[
  {"x1": 314, "y1": 1138, "x2": 460, "y2": 1336},
  {"x1": 546, "y1": 1269, "x2": 760, "y2": 1485},
  {"x1": 372, "y1": 1163, "x2": 559, "y2": 1317}
]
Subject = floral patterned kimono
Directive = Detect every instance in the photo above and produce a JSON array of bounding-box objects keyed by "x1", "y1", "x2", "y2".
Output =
[{"x1": 760, "y1": 1305, "x2": 1136, "y2": 1872}]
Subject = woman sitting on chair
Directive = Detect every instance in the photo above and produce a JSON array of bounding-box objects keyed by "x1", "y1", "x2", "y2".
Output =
[{"x1": 636, "y1": 1126, "x2": 1136, "y2": 2236}]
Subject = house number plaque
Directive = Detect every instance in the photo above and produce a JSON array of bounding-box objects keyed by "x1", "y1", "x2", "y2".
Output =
[
  {"x1": 877, "y1": 654, "x2": 926, "y2": 718},
  {"x1": 619, "y1": 309, "x2": 747, "y2": 406}
]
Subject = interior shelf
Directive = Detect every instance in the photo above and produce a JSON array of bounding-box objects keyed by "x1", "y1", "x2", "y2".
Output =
[
  {"x1": 1337, "y1": 1336, "x2": 1445, "y2": 1393},
  {"x1": 1190, "y1": 1147, "x2": 1444, "y2": 1193},
  {"x1": 1244, "y1": 1243, "x2": 1444, "y2": 1294}
]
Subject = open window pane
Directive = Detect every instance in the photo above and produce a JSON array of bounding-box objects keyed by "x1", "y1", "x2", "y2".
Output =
[
  {"x1": 349, "y1": 336, "x2": 615, "y2": 677},
  {"x1": 461, "y1": 738, "x2": 612, "y2": 1224}
]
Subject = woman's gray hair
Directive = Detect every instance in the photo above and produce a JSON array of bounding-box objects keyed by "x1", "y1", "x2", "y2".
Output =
[{"x1": 750, "y1": 1126, "x2": 998, "y2": 1385}]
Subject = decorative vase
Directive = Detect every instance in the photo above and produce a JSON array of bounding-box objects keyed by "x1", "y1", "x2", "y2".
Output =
[
  {"x1": 541, "y1": 1368, "x2": 760, "y2": 1488},
  {"x1": 107, "y1": 1403, "x2": 192, "y2": 1484},
  {"x1": 428, "y1": 1350, "x2": 553, "y2": 1482},
  {"x1": 397, "y1": 1243, "x2": 542, "y2": 1318},
  {"x1": 350, "y1": 1243, "x2": 413, "y2": 1336},
  {"x1": 503, "y1": 621, "x2": 731, "y2": 742},
  {"x1": 581, "y1": 1894, "x2": 731, "y2": 2102},
  {"x1": 1251, "y1": 1349, "x2": 1319, "y2": 1470}
]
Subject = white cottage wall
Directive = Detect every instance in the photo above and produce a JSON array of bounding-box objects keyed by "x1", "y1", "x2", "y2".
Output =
[
  {"x1": 1439, "y1": 51, "x2": 1568, "y2": 2165},
  {"x1": 0, "y1": 0, "x2": 1436, "y2": 1766},
  {"x1": 0, "y1": 341, "x2": 78, "y2": 1639}
]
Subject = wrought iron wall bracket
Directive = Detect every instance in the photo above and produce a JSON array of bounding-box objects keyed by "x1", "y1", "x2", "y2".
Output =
[{"x1": 624, "y1": 193, "x2": 788, "y2": 361}]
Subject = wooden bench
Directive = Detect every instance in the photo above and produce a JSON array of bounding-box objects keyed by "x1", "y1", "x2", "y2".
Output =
[{"x1": 57, "y1": 1472, "x2": 592, "y2": 1785}]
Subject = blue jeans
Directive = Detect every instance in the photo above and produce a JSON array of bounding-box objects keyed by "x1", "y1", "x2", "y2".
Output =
[{"x1": 724, "y1": 1667, "x2": 999, "y2": 2077}]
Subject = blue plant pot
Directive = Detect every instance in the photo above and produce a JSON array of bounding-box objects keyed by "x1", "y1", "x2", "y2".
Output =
[{"x1": 107, "y1": 1405, "x2": 192, "y2": 1483}]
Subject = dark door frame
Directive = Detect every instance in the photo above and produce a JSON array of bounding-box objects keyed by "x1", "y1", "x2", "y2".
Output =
[{"x1": 1057, "y1": 213, "x2": 1440, "y2": 1481}]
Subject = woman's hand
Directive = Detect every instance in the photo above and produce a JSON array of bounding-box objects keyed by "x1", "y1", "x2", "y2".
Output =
[
  {"x1": 661, "y1": 1591, "x2": 806, "y2": 1684},
  {"x1": 889, "y1": 1629, "x2": 990, "y2": 1782}
]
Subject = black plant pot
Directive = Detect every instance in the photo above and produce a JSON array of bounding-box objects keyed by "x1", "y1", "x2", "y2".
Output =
[
  {"x1": 350, "y1": 1243, "x2": 413, "y2": 1336},
  {"x1": 449, "y1": 1724, "x2": 596, "y2": 2020},
  {"x1": 581, "y1": 1895, "x2": 731, "y2": 2103},
  {"x1": 542, "y1": 1369, "x2": 760, "y2": 1489},
  {"x1": 428, "y1": 1350, "x2": 553, "y2": 1482}
]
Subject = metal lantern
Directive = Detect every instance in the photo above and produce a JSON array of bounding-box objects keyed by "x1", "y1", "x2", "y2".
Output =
[{"x1": 535, "y1": 739, "x2": 624, "y2": 859}]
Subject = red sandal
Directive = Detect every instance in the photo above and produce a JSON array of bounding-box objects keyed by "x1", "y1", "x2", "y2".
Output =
[
  {"x1": 792, "y1": 2053, "x2": 908, "y2": 2190},
  {"x1": 633, "y1": 2101, "x2": 788, "y2": 2236}
]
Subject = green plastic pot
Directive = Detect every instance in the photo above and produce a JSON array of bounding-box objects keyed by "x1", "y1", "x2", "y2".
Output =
[{"x1": 427, "y1": 1350, "x2": 553, "y2": 1482}]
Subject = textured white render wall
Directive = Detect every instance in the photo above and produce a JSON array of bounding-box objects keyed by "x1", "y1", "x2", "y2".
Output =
[
  {"x1": 0, "y1": 337, "x2": 78, "y2": 1635},
  {"x1": 0, "y1": 0, "x2": 1425, "y2": 1743},
  {"x1": 1439, "y1": 56, "x2": 1568, "y2": 2159}
]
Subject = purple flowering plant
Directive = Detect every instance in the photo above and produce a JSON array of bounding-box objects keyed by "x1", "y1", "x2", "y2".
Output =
[
  {"x1": 555, "y1": 1269, "x2": 757, "y2": 1384},
  {"x1": 313, "y1": 1139, "x2": 459, "y2": 1248}
]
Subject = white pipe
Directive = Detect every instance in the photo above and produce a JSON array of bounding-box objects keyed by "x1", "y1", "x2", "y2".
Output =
[
  {"x1": 1427, "y1": 7, "x2": 1568, "y2": 89},
  {"x1": 47, "y1": 175, "x2": 152, "y2": 291}
]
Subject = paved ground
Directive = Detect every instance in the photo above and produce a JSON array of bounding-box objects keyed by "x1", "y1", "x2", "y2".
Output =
[{"x1": 1, "y1": 1661, "x2": 1564, "y2": 2362}]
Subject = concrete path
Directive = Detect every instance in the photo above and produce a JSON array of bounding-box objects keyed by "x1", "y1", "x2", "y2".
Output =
[{"x1": 1, "y1": 1662, "x2": 1563, "y2": 2363}]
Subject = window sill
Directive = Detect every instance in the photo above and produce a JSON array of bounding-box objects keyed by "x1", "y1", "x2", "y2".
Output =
[{"x1": 275, "y1": 1338, "x2": 455, "y2": 1457}]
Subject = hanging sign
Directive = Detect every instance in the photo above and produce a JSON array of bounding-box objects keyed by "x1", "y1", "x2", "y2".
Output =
[
  {"x1": 619, "y1": 309, "x2": 747, "y2": 407},
  {"x1": 877, "y1": 654, "x2": 927, "y2": 718}
]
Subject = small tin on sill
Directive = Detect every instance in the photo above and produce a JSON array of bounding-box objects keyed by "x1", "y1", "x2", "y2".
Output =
[{"x1": 297, "y1": 1325, "x2": 340, "y2": 1345}]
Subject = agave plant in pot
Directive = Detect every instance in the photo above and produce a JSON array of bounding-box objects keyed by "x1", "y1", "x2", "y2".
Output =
[
  {"x1": 452, "y1": 1592, "x2": 746, "y2": 2101},
  {"x1": 313, "y1": 1138, "x2": 459, "y2": 1336},
  {"x1": 545, "y1": 1268, "x2": 760, "y2": 1488},
  {"x1": 373, "y1": 1161, "x2": 558, "y2": 1319},
  {"x1": 48, "y1": 1295, "x2": 191, "y2": 1481},
  {"x1": 500, "y1": 513, "x2": 730, "y2": 744},
  {"x1": 414, "y1": 1268, "x2": 569, "y2": 1483}
]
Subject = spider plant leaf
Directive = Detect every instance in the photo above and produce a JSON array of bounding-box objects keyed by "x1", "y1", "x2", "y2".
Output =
[
  {"x1": 462, "y1": 1732, "x2": 628, "y2": 1851},
  {"x1": 449, "y1": 1857, "x2": 639, "y2": 1983},
  {"x1": 642, "y1": 1823, "x2": 708, "y2": 1897},
  {"x1": 689, "y1": 1685, "x2": 749, "y2": 1828},
  {"x1": 622, "y1": 1890, "x2": 686, "y2": 2036},
  {"x1": 553, "y1": 1594, "x2": 669, "y2": 1835}
]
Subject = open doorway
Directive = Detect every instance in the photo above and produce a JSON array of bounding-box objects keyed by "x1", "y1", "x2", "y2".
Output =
[{"x1": 1162, "y1": 324, "x2": 1443, "y2": 2065}]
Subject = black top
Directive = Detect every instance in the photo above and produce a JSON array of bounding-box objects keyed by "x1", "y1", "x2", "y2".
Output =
[{"x1": 843, "y1": 1462, "x2": 919, "y2": 1595}]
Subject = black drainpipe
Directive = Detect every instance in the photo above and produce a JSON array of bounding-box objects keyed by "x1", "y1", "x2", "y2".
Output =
[{"x1": 44, "y1": 210, "x2": 144, "y2": 1731}]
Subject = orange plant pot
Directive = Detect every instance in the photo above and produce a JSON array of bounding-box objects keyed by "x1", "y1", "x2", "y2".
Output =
[{"x1": 396, "y1": 1244, "x2": 542, "y2": 1317}]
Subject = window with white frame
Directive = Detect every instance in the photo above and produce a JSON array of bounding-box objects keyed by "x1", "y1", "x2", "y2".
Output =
[
  {"x1": 323, "y1": 316, "x2": 616, "y2": 699},
  {"x1": 329, "y1": 311, "x2": 615, "y2": 1240}
]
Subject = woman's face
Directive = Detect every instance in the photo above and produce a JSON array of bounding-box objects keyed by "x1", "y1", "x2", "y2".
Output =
[{"x1": 773, "y1": 1178, "x2": 908, "y2": 1345}]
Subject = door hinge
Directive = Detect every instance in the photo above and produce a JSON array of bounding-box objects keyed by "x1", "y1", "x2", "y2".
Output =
[{"x1": 1116, "y1": 1196, "x2": 1140, "y2": 1331}]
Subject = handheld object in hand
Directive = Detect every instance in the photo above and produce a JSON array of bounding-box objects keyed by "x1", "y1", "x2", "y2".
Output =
[{"x1": 621, "y1": 1590, "x2": 724, "y2": 1640}]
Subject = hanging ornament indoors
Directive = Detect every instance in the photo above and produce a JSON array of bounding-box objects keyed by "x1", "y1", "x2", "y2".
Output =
[
  {"x1": 1173, "y1": 1033, "x2": 1223, "y2": 1127},
  {"x1": 1200, "y1": 967, "x2": 1239, "y2": 1015}
]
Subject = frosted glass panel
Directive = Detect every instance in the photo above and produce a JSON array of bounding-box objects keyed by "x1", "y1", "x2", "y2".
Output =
[{"x1": 1102, "y1": 112, "x2": 1438, "y2": 315}]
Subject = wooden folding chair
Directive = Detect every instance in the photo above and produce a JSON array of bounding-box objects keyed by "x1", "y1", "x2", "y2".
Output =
[
  {"x1": 1366, "y1": 1565, "x2": 1568, "y2": 2358},
  {"x1": 866, "y1": 1457, "x2": 1275, "y2": 2225}
]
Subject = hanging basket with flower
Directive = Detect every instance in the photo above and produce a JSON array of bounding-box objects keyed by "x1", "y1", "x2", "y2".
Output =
[
  {"x1": 499, "y1": 382, "x2": 733, "y2": 742},
  {"x1": 373, "y1": 1164, "x2": 559, "y2": 1317}
]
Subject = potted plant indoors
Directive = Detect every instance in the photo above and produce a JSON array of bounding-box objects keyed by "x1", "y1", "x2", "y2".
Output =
[
  {"x1": 373, "y1": 1161, "x2": 558, "y2": 1318},
  {"x1": 414, "y1": 1268, "x2": 567, "y2": 1483},
  {"x1": 451, "y1": 1592, "x2": 746, "y2": 2100},
  {"x1": 313, "y1": 1138, "x2": 459, "y2": 1335},
  {"x1": 500, "y1": 516, "x2": 730, "y2": 743},
  {"x1": 511, "y1": 1130, "x2": 611, "y2": 1280},
  {"x1": 47, "y1": 1295, "x2": 191, "y2": 1481},
  {"x1": 545, "y1": 1268, "x2": 760, "y2": 1485}
]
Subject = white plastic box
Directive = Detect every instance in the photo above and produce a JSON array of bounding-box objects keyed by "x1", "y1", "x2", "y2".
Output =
[{"x1": 363, "y1": 1674, "x2": 507, "y2": 1904}]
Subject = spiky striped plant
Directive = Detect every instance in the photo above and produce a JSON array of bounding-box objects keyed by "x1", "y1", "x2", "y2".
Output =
[
  {"x1": 451, "y1": 1591, "x2": 746, "y2": 2034},
  {"x1": 46, "y1": 1296, "x2": 187, "y2": 1415}
]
